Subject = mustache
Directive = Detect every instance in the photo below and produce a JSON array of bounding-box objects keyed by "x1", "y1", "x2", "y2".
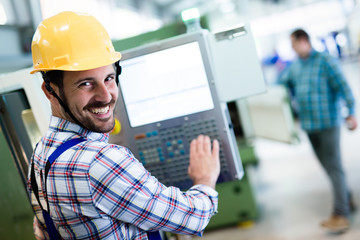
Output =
[{"x1": 84, "y1": 99, "x2": 116, "y2": 109}]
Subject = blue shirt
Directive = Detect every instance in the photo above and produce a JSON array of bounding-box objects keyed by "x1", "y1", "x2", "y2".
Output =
[
  {"x1": 279, "y1": 50, "x2": 355, "y2": 132},
  {"x1": 27, "y1": 116, "x2": 218, "y2": 239}
]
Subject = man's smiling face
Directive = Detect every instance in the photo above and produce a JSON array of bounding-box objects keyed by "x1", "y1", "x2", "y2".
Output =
[{"x1": 61, "y1": 64, "x2": 118, "y2": 133}]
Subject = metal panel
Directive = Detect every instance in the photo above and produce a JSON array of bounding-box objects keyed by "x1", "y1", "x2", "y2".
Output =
[
  {"x1": 0, "y1": 127, "x2": 35, "y2": 240},
  {"x1": 209, "y1": 24, "x2": 266, "y2": 102},
  {"x1": 0, "y1": 89, "x2": 33, "y2": 186},
  {"x1": 206, "y1": 175, "x2": 258, "y2": 230},
  {"x1": 242, "y1": 85, "x2": 299, "y2": 143}
]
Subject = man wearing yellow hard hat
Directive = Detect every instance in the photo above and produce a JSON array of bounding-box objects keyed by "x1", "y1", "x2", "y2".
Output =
[{"x1": 28, "y1": 11, "x2": 220, "y2": 240}]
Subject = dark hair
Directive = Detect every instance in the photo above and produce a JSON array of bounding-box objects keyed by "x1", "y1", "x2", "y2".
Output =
[
  {"x1": 41, "y1": 62, "x2": 120, "y2": 88},
  {"x1": 291, "y1": 29, "x2": 310, "y2": 42},
  {"x1": 41, "y1": 70, "x2": 64, "y2": 89}
]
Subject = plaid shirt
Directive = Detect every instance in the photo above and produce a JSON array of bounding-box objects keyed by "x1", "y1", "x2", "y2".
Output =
[
  {"x1": 279, "y1": 50, "x2": 355, "y2": 132},
  {"x1": 27, "y1": 116, "x2": 218, "y2": 239}
]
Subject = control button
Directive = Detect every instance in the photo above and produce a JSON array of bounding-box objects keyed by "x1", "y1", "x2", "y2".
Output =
[
  {"x1": 152, "y1": 131, "x2": 158, "y2": 136},
  {"x1": 177, "y1": 139, "x2": 183, "y2": 144},
  {"x1": 134, "y1": 134, "x2": 146, "y2": 140},
  {"x1": 169, "y1": 152, "x2": 174, "y2": 157},
  {"x1": 146, "y1": 132, "x2": 152, "y2": 137},
  {"x1": 166, "y1": 141, "x2": 171, "y2": 147},
  {"x1": 110, "y1": 118, "x2": 121, "y2": 135},
  {"x1": 180, "y1": 149, "x2": 185, "y2": 155}
]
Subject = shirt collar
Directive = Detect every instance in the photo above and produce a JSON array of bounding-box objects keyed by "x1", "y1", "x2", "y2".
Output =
[
  {"x1": 49, "y1": 116, "x2": 109, "y2": 142},
  {"x1": 299, "y1": 48, "x2": 316, "y2": 62},
  {"x1": 309, "y1": 49, "x2": 317, "y2": 58}
]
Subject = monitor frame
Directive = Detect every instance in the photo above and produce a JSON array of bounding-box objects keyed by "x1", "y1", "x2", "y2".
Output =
[
  {"x1": 119, "y1": 41, "x2": 215, "y2": 128},
  {"x1": 116, "y1": 30, "x2": 222, "y2": 133}
]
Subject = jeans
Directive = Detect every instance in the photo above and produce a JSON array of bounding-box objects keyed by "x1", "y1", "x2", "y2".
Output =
[{"x1": 307, "y1": 126, "x2": 350, "y2": 217}]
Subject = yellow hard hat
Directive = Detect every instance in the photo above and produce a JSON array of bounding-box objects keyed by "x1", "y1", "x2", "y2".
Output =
[{"x1": 30, "y1": 11, "x2": 121, "y2": 74}]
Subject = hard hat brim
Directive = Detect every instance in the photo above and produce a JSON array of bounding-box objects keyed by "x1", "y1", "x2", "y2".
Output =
[{"x1": 30, "y1": 52, "x2": 121, "y2": 74}]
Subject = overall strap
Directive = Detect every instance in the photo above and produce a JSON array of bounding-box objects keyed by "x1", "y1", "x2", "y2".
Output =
[
  {"x1": 30, "y1": 138, "x2": 85, "y2": 240},
  {"x1": 31, "y1": 138, "x2": 85, "y2": 210},
  {"x1": 44, "y1": 138, "x2": 86, "y2": 184},
  {"x1": 148, "y1": 231, "x2": 162, "y2": 240}
]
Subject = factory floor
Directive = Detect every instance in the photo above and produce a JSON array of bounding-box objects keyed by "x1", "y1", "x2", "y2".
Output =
[{"x1": 195, "y1": 58, "x2": 360, "y2": 240}]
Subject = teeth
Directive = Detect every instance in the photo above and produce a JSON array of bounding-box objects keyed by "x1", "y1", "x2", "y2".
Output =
[{"x1": 90, "y1": 106, "x2": 109, "y2": 114}]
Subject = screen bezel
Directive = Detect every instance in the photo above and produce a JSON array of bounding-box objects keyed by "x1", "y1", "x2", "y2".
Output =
[
  {"x1": 119, "y1": 42, "x2": 215, "y2": 128},
  {"x1": 117, "y1": 30, "x2": 220, "y2": 129}
]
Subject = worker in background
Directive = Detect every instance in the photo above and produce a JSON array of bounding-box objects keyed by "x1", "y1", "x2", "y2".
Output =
[
  {"x1": 279, "y1": 29, "x2": 357, "y2": 233},
  {"x1": 27, "y1": 11, "x2": 220, "y2": 240}
]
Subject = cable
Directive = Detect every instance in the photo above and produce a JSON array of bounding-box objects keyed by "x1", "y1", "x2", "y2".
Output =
[{"x1": 41, "y1": 72, "x2": 84, "y2": 128}]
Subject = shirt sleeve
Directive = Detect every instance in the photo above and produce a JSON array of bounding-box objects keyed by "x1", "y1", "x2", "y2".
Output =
[
  {"x1": 325, "y1": 55, "x2": 356, "y2": 116},
  {"x1": 89, "y1": 145, "x2": 218, "y2": 236},
  {"x1": 277, "y1": 64, "x2": 293, "y2": 87}
]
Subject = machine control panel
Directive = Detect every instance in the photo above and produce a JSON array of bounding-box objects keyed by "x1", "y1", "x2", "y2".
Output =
[{"x1": 110, "y1": 30, "x2": 243, "y2": 190}]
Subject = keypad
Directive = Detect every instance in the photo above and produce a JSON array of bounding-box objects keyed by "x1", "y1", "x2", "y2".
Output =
[{"x1": 135, "y1": 118, "x2": 228, "y2": 188}]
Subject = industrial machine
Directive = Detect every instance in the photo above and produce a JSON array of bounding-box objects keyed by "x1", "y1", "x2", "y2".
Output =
[
  {"x1": 110, "y1": 29, "x2": 247, "y2": 189},
  {"x1": 0, "y1": 68, "x2": 49, "y2": 239}
]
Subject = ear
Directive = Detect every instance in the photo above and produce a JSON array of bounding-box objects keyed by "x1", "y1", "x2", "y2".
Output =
[{"x1": 41, "y1": 82, "x2": 58, "y2": 105}]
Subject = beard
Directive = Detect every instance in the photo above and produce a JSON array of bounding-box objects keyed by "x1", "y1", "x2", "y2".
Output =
[
  {"x1": 60, "y1": 90, "x2": 116, "y2": 133},
  {"x1": 80, "y1": 108, "x2": 116, "y2": 133}
]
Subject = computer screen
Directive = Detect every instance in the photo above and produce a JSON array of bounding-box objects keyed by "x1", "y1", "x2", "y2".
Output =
[{"x1": 119, "y1": 41, "x2": 214, "y2": 127}]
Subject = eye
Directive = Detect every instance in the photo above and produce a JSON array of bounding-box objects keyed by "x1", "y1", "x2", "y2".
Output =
[
  {"x1": 105, "y1": 74, "x2": 115, "y2": 82},
  {"x1": 80, "y1": 82, "x2": 90, "y2": 86},
  {"x1": 78, "y1": 81, "x2": 93, "y2": 88}
]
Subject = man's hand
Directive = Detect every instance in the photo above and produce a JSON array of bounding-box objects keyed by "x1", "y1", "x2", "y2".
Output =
[
  {"x1": 346, "y1": 116, "x2": 357, "y2": 131},
  {"x1": 33, "y1": 216, "x2": 47, "y2": 240},
  {"x1": 188, "y1": 135, "x2": 220, "y2": 189}
]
